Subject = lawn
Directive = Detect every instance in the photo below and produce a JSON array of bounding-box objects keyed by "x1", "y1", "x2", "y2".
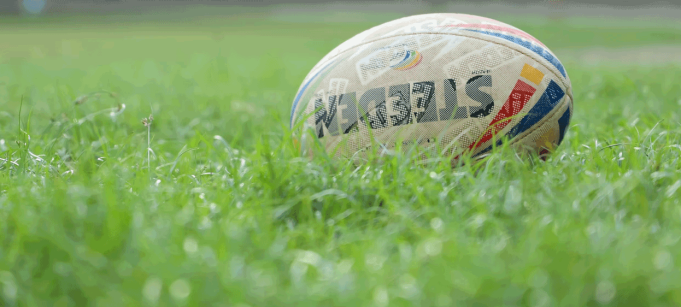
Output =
[{"x1": 1, "y1": 5, "x2": 681, "y2": 306}]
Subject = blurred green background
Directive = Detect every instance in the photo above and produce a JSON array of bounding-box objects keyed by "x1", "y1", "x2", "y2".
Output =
[{"x1": 2, "y1": 3, "x2": 681, "y2": 148}]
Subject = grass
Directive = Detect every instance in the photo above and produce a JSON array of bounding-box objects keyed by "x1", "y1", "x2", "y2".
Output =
[{"x1": 2, "y1": 5, "x2": 681, "y2": 306}]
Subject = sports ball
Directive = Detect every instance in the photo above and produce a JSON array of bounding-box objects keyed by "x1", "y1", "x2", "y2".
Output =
[{"x1": 290, "y1": 13, "x2": 573, "y2": 163}]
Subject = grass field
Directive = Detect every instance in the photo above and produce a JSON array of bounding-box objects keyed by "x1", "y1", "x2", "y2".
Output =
[{"x1": 2, "y1": 5, "x2": 681, "y2": 306}]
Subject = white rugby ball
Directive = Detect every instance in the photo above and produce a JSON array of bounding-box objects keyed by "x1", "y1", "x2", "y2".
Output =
[{"x1": 290, "y1": 13, "x2": 573, "y2": 162}]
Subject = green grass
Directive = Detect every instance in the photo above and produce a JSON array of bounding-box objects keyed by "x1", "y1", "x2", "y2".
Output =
[{"x1": 2, "y1": 6, "x2": 681, "y2": 306}]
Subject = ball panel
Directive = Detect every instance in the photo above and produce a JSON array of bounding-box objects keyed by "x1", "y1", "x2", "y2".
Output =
[{"x1": 296, "y1": 13, "x2": 567, "y2": 93}]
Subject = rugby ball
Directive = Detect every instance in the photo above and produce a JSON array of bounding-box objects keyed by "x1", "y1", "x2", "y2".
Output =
[{"x1": 290, "y1": 13, "x2": 573, "y2": 163}]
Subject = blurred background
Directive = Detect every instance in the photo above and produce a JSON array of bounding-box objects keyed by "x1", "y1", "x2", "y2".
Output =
[
  {"x1": 0, "y1": 0, "x2": 681, "y2": 14},
  {"x1": 1, "y1": 0, "x2": 680, "y2": 148},
  {"x1": 2, "y1": 0, "x2": 681, "y2": 15}
]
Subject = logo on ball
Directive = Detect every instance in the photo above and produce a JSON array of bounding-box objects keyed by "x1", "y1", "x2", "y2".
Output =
[{"x1": 390, "y1": 50, "x2": 423, "y2": 71}]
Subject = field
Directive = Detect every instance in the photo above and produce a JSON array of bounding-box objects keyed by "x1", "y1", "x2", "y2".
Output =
[{"x1": 2, "y1": 5, "x2": 681, "y2": 306}]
